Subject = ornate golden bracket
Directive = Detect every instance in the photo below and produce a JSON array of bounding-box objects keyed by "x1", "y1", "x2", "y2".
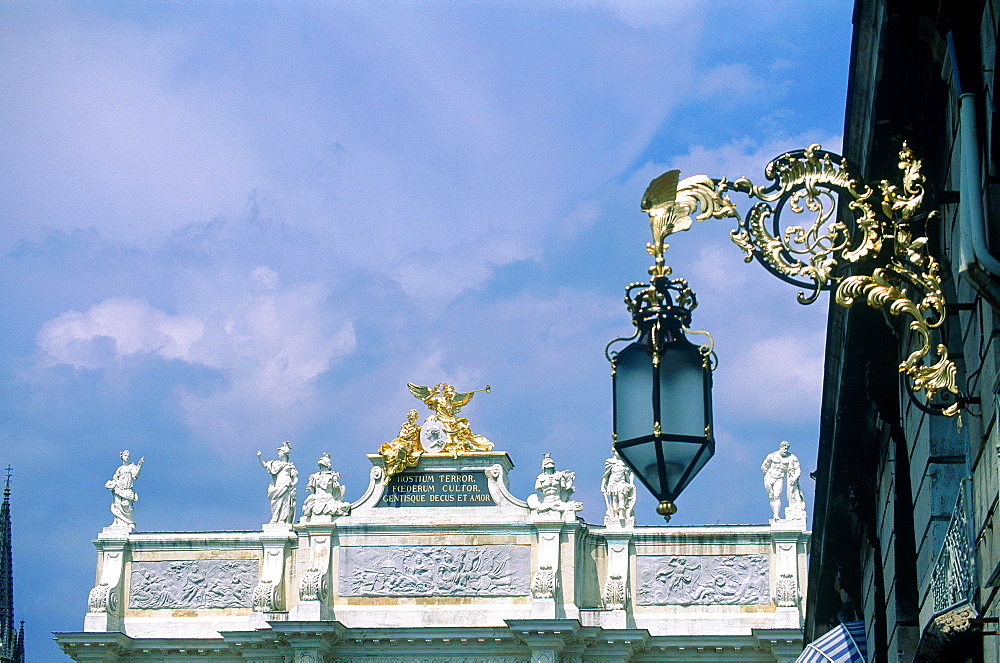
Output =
[{"x1": 641, "y1": 143, "x2": 959, "y2": 416}]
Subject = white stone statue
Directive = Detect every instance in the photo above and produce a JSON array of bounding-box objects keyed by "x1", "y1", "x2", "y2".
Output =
[
  {"x1": 761, "y1": 440, "x2": 806, "y2": 521},
  {"x1": 527, "y1": 453, "x2": 582, "y2": 515},
  {"x1": 601, "y1": 451, "x2": 636, "y2": 526},
  {"x1": 258, "y1": 441, "x2": 298, "y2": 524},
  {"x1": 302, "y1": 453, "x2": 350, "y2": 520},
  {"x1": 105, "y1": 449, "x2": 143, "y2": 529}
]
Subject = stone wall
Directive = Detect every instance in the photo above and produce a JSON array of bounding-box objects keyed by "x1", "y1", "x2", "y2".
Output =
[{"x1": 58, "y1": 452, "x2": 808, "y2": 662}]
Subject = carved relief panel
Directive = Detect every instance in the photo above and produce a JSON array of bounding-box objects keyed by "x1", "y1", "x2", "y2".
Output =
[
  {"x1": 338, "y1": 545, "x2": 531, "y2": 597},
  {"x1": 636, "y1": 554, "x2": 769, "y2": 606},
  {"x1": 129, "y1": 559, "x2": 258, "y2": 609}
]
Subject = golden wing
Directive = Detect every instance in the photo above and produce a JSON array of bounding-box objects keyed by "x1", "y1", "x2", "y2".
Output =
[{"x1": 407, "y1": 382, "x2": 433, "y2": 401}]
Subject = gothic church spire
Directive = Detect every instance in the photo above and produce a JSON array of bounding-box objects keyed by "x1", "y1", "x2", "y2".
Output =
[{"x1": 0, "y1": 469, "x2": 24, "y2": 663}]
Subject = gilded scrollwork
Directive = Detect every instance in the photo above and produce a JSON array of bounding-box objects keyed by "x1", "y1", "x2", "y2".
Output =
[{"x1": 639, "y1": 142, "x2": 959, "y2": 415}]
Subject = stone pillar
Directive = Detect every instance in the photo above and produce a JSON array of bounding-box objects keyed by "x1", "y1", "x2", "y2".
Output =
[
  {"x1": 84, "y1": 530, "x2": 130, "y2": 632},
  {"x1": 290, "y1": 523, "x2": 336, "y2": 621},
  {"x1": 770, "y1": 519, "x2": 809, "y2": 622},
  {"x1": 251, "y1": 524, "x2": 296, "y2": 626},
  {"x1": 602, "y1": 529, "x2": 633, "y2": 629},
  {"x1": 531, "y1": 520, "x2": 564, "y2": 618}
]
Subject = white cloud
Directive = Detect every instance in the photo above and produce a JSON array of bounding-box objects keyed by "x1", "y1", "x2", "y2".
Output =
[
  {"x1": 688, "y1": 241, "x2": 751, "y2": 294},
  {"x1": 0, "y1": 6, "x2": 263, "y2": 245},
  {"x1": 35, "y1": 274, "x2": 356, "y2": 448},
  {"x1": 1, "y1": 2, "x2": 706, "y2": 311},
  {"x1": 603, "y1": 0, "x2": 704, "y2": 30},
  {"x1": 391, "y1": 252, "x2": 508, "y2": 311},
  {"x1": 37, "y1": 298, "x2": 204, "y2": 369},
  {"x1": 697, "y1": 63, "x2": 766, "y2": 99},
  {"x1": 667, "y1": 133, "x2": 844, "y2": 183},
  {"x1": 716, "y1": 332, "x2": 825, "y2": 422}
]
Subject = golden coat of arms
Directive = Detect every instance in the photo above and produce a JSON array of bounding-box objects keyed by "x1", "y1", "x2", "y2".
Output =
[{"x1": 378, "y1": 383, "x2": 494, "y2": 482}]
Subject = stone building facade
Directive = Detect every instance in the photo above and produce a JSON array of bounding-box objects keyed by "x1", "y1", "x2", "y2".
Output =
[
  {"x1": 57, "y1": 451, "x2": 807, "y2": 662},
  {"x1": 806, "y1": 0, "x2": 1000, "y2": 660}
]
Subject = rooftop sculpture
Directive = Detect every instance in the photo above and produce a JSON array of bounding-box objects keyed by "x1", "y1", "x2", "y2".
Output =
[
  {"x1": 105, "y1": 450, "x2": 143, "y2": 530},
  {"x1": 526, "y1": 453, "x2": 582, "y2": 516},
  {"x1": 602, "y1": 451, "x2": 636, "y2": 527},
  {"x1": 761, "y1": 441, "x2": 806, "y2": 522},
  {"x1": 257, "y1": 442, "x2": 298, "y2": 525},
  {"x1": 378, "y1": 383, "x2": 494, "y2": 482},
  {"x1": 301, "y1": 453, "x2": 350, "y2": 520}
]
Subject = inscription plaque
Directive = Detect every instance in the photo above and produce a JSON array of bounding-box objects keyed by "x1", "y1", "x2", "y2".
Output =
[
  {"x1": 130, "y1": 559, "x2": 257, "y2": 609},
  {"x1": 376, "y1": 470, "x2": 496, "y2": 507},
  {"x1": 636, "y1": 554, "x2": 769, "y2": 606},
  {"x1": 339, "y1": 545, "x2": 530, "y2": 596}
]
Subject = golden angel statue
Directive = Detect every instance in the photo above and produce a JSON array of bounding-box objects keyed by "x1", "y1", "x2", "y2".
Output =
[{"x1": 406, "y1": 382, "x2": 494, "y2": 457}]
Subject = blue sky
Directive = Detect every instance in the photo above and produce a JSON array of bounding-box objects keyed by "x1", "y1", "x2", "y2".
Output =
[{"x1": 0, "y1": 2, "x2": 851, "y2": 658}]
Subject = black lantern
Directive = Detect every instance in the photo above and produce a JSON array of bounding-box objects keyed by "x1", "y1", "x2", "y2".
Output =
[{"x1": 608, "y1": 275, "x2": 714, "y2": 521}]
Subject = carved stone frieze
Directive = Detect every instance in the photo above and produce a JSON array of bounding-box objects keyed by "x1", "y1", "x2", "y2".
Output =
[
  {"x1": 87, "y1": 583, "x2": 116, "y2": 614},
  {"x1": 775, "y1": 572, "x2": 797, "y2": 607},
  {"x1": 603, "y1": 573, "x2": 626, "y2": 610},
  {"x1": 129, "y1": 559, "x2": 258, "y2": 610},
  {"x1": 252, "y1": 578, "x2": 281, "y2": 612},
  {"x1": 299, "y1": 567, "x2": 328, "y2": 601},
  {"x1": 636, "y1": 554, "x2": 769, "y2": 606},
  {"x1": 339, "y1": 545, "x2": 530, "y2": 597},
  {"x1": 531, "y1": 565, "x2": 556, "y2": 599}
]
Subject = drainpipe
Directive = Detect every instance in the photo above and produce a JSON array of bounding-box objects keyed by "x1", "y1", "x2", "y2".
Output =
[{"x1": 958, "y1": 92, "x2": 1000, "y2": 278}]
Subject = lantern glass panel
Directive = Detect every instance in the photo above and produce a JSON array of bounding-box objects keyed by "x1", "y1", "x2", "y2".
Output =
[
  {"x1": 617, "y1": 441, "x2": 661, "y2": 495},
  {"x1": 661, "y1": 439, "x2": 712, "y2": 496},
  {"x1": 658, "y1": 342, "x2": 707, "y2": 439},
  {"x1": 613, "y1": 343, "x2": 654, "y2": 443}
]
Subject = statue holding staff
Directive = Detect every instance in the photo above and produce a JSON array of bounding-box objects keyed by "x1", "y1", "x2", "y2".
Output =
[
  {"x1": 106, "y1": 449, "x2": 144, "y2": 529},
  {"x1": 258, "y1": 441, "x2": 298, "y2": 524}
]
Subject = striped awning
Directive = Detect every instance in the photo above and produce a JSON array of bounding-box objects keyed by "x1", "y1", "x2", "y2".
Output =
[{"x1": 797, "y1": 621, "x2": 867, "y2": 662}]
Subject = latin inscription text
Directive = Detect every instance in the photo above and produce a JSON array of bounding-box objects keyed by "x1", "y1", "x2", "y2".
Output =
[{"x1": 376, "y1": 471, "x2": 496, "y2": 507}]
